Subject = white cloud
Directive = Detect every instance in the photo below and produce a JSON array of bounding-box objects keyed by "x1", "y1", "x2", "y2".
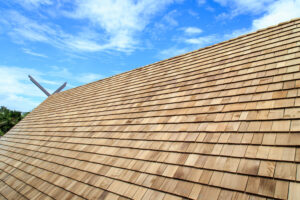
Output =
[
  {"x1": 65, "y1": 0, "x2": 181, "y2": 52},
  {"x1": 184, "y1": 35, "x2": 218, "y2": 47},
  {"x1": 23, "y1": 48, "x2": 48, "y2": 58},
  {"x1": 252, "y1": 0, "x2": 300, "y2": 30},
  {"x1": 2, "y1": 10, "x2": 104, "y2": 53},
  {"x1": 64, "y1": 39, "x2": 104, "y2": 52},
  {"x1": 158, "y1": 36, "x2": 218, "y2": 60},
  {"x1": 224, "y1": 0, "x2": 300, "y2": 41},
  {"x1": 159, "y1": 30, "x2": 218, "y2": 60},
  {"x1": 3, "y1": 1, "x2": 183, "y2": 53},
  {"x1": 182, "y1": 27, "x2": 203, "y2": 35},
  {"x1": 215, "y1": 0, "x2": 300, "y2": 23},
  {"x1": 214, "y1": 0, "x2": 274, "y2": 16},
  {"x1": 7, "y1": 11, "x2": 54, "y2": 43}
]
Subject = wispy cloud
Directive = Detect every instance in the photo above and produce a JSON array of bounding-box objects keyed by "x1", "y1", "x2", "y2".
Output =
[
  {"x1": 159, "y1": 32, "x2": 219, "y2": 59},
  {"x1": 23, "y1": 48, "x2": 48, "y2": 58},
  {"x1": 182, "y1": 27, "x2": 203, "y2": 35},
  {"x1": 184, "y1": 35, "x2": 218, "y2": 46},
  {"x1": 223, "y1": 0, "x2": 300, "y2": 40},
  {"x1": 214, "y1": 0, "x2": 274, "y2": 17},
  {"x1": 6, "y1": 11, "x2": 53, "y2": 43},
  {"x1": 2, "y1": 10, "x2": 104, "y2": 52},
  {"x1": 252, "y1": 0, "x2": 300, "y2": 30},
  {"x1": 63, "y1": 0, "x2": 182, "y2": 52},
  {"x1": 64, "y1": 38, "x2": 104, "y2": 52},
  {"x1": 160, "y1": 0, "x2": 300, "y2": 61},
  {"x1": 2, "y1": 0, "x2": 183, "y2": 53}
]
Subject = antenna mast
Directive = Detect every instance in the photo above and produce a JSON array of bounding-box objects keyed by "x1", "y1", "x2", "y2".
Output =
[{"x1": 28, "y1": 75, "x2": 67, "y2": 97}]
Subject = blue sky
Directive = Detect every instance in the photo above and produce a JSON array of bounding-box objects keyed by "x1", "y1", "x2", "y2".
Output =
[{"x1": 0, "y1": 0, "x2": 300, "y2": 112}]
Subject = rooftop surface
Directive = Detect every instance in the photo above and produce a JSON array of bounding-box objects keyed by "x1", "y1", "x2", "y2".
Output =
[{"x1": 1, "y1": 18, "x2": 300, "y2": 199}]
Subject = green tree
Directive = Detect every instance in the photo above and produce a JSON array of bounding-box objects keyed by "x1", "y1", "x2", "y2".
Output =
[{"x1": 0, "y1": 106, "x2": 29, "y2": 136}]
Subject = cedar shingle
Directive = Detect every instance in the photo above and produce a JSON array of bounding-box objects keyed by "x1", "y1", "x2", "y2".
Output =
[{"x1": 1, "y1": 18, "x2": 300, "y2": 199}]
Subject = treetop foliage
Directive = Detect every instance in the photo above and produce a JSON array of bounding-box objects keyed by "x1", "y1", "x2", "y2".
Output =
[{"x1": 0, "y1": 106, "x2": 29, "y2": 136}]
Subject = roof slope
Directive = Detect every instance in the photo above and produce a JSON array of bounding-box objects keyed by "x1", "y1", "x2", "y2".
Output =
[{"x1": 1, "y1": 18, "x2": 300, "y2": 200}]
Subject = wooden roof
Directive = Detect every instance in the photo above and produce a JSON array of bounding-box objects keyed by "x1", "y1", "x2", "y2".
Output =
[{"x1": 1, "y1": 18, "x2": 300, "y2": 200}]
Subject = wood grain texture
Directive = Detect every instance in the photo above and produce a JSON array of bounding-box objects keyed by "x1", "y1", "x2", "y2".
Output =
[{"x1": 1, "y1": 18, "x2": 300, "y2": 199}]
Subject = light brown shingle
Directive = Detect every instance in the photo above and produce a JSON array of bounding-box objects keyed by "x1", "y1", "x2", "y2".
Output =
[{"x1": 1, "y1": 18, "x2": 300, "y2": 199}]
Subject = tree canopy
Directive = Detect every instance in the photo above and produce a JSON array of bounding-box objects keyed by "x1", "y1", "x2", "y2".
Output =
[{"x1": 0, "y1": 106, "x2": 29, "y2": 136}]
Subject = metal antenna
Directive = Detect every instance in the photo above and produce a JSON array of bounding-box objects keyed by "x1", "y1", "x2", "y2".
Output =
[
  {"x1": 28, "y1": 75, "x2": 67, "y2": 97},
  {"x1": 28, "y1": 75, "x2": 51, "y2": 97},
  {"x1": 53, "y1": 82, "x2": 67, "y2": 94}
]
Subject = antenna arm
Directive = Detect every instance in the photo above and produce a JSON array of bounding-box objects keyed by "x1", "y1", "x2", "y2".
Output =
[
  {"x1": 53, "y1": 82, "x2": 67, "y2": 94},
  {"x1": 28, "y1": 75, "x2": 51, "y2": 97}
]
